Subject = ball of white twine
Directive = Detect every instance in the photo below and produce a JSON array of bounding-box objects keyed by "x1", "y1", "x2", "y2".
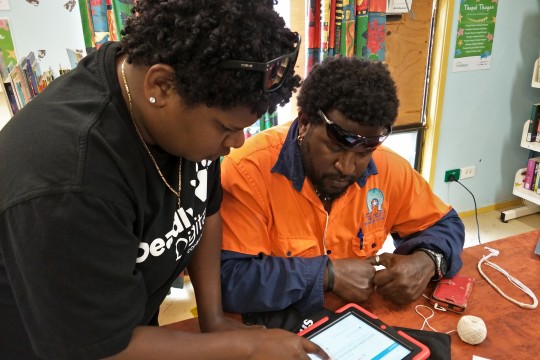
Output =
[{"x1": 457, "y1": 315, "x2": 487, "y2": 345}]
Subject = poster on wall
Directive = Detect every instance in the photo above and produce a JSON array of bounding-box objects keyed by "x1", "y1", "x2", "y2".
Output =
[
  {"x1": 452, "y1": 0, "x2": 499, "y2": 72},
  {"x1": 0, "y1": 18, "x2": 17, "y2": 70}
]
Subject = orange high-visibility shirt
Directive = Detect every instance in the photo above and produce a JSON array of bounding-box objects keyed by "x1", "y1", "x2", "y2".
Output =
[{"x1": 221, "y1": 122, "x2": 452, "y2": 260}]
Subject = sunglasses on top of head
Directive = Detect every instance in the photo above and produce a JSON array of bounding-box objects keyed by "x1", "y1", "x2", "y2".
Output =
[
  {"x1": 318, "y1": 110, "x2": 392, "y2": 153},
  {"x1": 220, "y1": 33, "x2": 301, "y2": 92}
]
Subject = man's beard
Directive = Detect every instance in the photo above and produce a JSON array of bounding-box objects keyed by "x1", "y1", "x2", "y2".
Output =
[{"x1": 299, "y1": 136, "x2": 355, "y2": 201}]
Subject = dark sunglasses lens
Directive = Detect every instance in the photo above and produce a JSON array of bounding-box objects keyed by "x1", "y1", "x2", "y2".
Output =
[
  {"x1": 327, "y1": 123, "x2": 353, "y2": 146},
  {"x1": 327, "y1": 123, "x2": 385, "y2": 151},
  {"x1": 361, "y1": 139, "x2": 383, "y2": 150},
  {"x1": 265, "y1": 56, "x2": 291, "y2": 90}
]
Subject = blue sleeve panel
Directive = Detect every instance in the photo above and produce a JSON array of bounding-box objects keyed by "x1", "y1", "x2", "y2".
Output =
[
  {"x1": 391, "y1": 208, "x2": 465, "y2": 277},
  {"x1": 221, "y1": 251, "x2": 329, "y2": 316}
]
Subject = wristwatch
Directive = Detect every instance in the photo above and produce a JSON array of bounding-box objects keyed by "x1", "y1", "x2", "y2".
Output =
[{"x1": 415, "y1": 248, "x2": 448, "y2": 281}]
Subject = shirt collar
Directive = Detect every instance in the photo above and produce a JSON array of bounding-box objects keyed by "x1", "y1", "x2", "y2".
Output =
[{"x1": 271, "y1": 119, "x2": 379, "y2": 191}]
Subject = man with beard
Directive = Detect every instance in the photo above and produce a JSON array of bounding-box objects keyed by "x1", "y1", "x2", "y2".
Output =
[{"x1": 219, "y1": 57, "x2": 465, "y2": 330}]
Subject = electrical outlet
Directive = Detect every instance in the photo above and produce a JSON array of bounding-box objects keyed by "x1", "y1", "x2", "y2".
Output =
[
  {"x1": 461, "y1": 166, "x2": 476, "y2": 179},
  {"x1": 444, "y1": 169, "x2": 461, "y2": 182}
]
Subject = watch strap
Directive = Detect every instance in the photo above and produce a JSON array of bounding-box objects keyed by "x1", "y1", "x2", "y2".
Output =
[{"x1": 415, "y1": 248, "x2": 447, "y2": 281}]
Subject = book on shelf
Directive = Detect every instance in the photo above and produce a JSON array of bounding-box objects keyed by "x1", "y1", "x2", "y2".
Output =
[
  {"x1": 22, "y1": 52, "x2": 41, "y2": 97},
  {"x1": 526, "y1": 103, "x2": 540, "y2": 142},
  {"x1": 4, "y1": 64, "x2": 22, "y2": 111},
  {"x1": 339, "y1": 0, "x2": 356, "y2": 57},
  {"x1": 112, "y1": 0, "x2": 135, "y2": 39},
  {"x1": 307, "y1": 0, "x2": 321, "y2": 73},
  {"x1": 355, "y1": 0, "x2": 369, "y2": 58},
  {"x1": 2, "y1": 80, "x2": 20, "y2": 115},
  {"x1": 532, "y1": 161, "x2": 540, "y2": 193},
  {"x1": 9, "y1": 63, "x2": 33, "y2": 106},
  {"x1": 535, "y1": 166, "x2": 540, "y2": 194},
  {"x1": 364, "y1": 0, "x2": 387, "y2": 61},
  {"x1": 90, "y1": 0, "x2": 112, "y2": 48},
  {"x1": 78, "y1": 0, "x2": 96, "y2": 54},
  {"x1": 524, "y1": 157, "x2": 540, "y2": 190},
  {"x1": 327, "y1": 0, "x2": 337, "y2": 57},
  {"x1": 334, "y1": 0, "x2": 344, "y2": 58},
  {"x1": 105, "y1": 0, "x2": 119, "y2": 41},
  {"x1": 320, "y1": 0, "x2": 331, "y2": 60}
]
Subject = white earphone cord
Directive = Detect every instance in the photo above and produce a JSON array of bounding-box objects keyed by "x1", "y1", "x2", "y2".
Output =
[{"x1": 478, "y1": 247, "x2": 538, "y2": 309}]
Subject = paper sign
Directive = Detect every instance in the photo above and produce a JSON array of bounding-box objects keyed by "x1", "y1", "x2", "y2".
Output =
[{"x1": 452, "y1": 0, "x2": 499, "y2": 72}]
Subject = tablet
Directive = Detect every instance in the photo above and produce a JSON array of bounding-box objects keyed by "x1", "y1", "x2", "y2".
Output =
[{"x1": 298, "y1": 303, "x2": 430, "y2": 360}]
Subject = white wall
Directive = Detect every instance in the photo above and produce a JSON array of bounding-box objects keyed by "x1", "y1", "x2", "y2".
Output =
[
  {"x1": 0, "y1": 2, "x2": 85, "y2": 74},
  {"x1": 433, "y1": 1, "x2": 540, "y2": 212}
]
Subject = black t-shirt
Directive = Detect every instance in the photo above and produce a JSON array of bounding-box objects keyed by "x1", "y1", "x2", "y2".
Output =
[{"x1": 0, "y1": 42, "x2": 222, "y2": 359}]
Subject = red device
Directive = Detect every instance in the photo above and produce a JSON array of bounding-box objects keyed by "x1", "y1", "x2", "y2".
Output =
[
  {"x1": 299, "y1": 303, "x2": 430, "y2": 360},
  {"x1": 429, "y1": 274, "x2": 475, "y2": 313}
]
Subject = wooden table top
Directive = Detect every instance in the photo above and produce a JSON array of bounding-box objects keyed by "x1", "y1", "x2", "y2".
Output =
[{"x1": 165, "y1": 230, "x2": 540, "y2": 359}]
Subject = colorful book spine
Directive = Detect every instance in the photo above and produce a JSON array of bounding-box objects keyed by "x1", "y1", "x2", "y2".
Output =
[
  {"x1": 90, "y1": 0, "x2": 111, "y2": 48},
  {"x1": 339, "y1": 0, "x2": 356, "y2": 57},
  {"x1": 364, "y1": 0, "x2": 386, "y2": 61},
  {"x1": 334, "y1": 0, "x2": 343, "y2": 57},
  {"x1": 320, "y1": 0, "x2": 331, "y2": 60},
  {"x1": 524, "y1": 157, "x2": 540, "y2": 190},
  {"x1": 307, "y1": 0, "x2": 321, "y2": 73},
  {"x1": 9, "y1": 67, "x2": 26, "y2": 107},
  {"x1": 25, "y1": 52, "x2": 39, "y2": 96},
  {"x1": 112, "y1": 0, "x2": 135, "y2": 38},
  {"x1": 535, "y1": 166, "x2": 540, "y2": 194},
  {"x1": 354, "y1": 0, "x2": 369, "y2": 58},
  {"x1": 13, "y1": 64, "x2": 33, "y2": 104},
  {"x1": 533, "y1": 161, "x2": 540, "y2": 193},
  {"x1": 531, "y1": 103, "x2": 540, "y2": 143},
  {"x1": 78, "y1": 0, "x2": 96, "y2": 53},
  {"x1": 106, "y1": 0, "x2": 119, "y2": 41},
  {"x1": 526, "y1": 103, "x2": 540, "y2": 141},
  {"x1": 5, "y1": 64, "x2": 23, "y2": 110},
  {"x1": 328, "y1": 0, "x2": 337, "y2": 57},
  {"x1": 3, "y1": 81, "x2": 20, "y2": 115}
]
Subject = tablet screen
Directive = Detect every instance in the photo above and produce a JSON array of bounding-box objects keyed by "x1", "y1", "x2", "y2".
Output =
[{"x1": 307, "y1": 312, "x2": 412, "y2": 360}]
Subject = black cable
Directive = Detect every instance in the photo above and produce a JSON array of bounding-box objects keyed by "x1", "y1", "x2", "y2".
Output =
[{"x1": 449, "y1": 175, "x2": 481, "y2": 245}]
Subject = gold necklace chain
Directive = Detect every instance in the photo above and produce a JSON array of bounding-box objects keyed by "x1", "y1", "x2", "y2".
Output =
[{"x1": 121, "y1": 58, "x2": 182, "y2": 209}]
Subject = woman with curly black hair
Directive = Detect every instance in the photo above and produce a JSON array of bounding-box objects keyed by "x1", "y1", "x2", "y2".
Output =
[{"x1": 0, "y1": 1, "x2": 329, "y2": 359}]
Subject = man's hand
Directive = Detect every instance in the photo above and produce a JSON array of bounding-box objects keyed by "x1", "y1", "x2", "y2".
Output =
[
  {"x1": 331, "y1": 258, "x2": 376, "y2": 303},
  {"x1": 370, "y1": 252, "x2": 435, "y2": 304}
]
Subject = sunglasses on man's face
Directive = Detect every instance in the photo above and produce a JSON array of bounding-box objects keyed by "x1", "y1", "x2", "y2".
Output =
[
  {"x1": 318, "y1": 110, "x2": 392, "y2": 152},
  {"x1": 220, "y1": 33, "x2": 301, "y2": 92}
]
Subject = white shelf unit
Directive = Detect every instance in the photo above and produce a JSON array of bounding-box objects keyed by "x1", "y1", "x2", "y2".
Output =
[
  {"x1": 500, "y1": 121, "x2": 540, "y2": 222},
  {"x1": 501, "y1": 60, "x2": 540, "y2": 221}
]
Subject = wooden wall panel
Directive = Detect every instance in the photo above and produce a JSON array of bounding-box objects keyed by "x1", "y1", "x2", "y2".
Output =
[{"x1": 386, "y1": 0, "x2": 435, "y2": 127}]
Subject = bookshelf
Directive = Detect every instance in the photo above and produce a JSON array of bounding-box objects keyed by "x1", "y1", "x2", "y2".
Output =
[{"x1": 500, "y1": 62, "x2": 540, "y2": 221}]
